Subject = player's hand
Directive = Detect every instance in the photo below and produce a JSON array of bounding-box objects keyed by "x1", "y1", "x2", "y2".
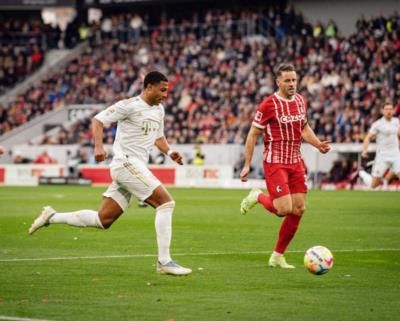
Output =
[
  {"x1": 169, "y1": 151, "x2": 183, "y2": 165},
  {"x1": 361, "y1": 150, "x2": 368, "y2": 158},
  {"x1": 0, "y1": 145, "x2": 6, "y2": 155},
  {"x1": 318, "y1": 140, "x2": 331, "y2": 154},
  {"x1": 94, "y1": 146, "x2": 108, "y2": 162},
  {"x1": 240, "y1": 166, "x2": 250, "y2": 182}
]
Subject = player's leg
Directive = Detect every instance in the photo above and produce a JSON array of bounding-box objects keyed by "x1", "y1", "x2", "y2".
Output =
[
  {"x1": 46, "y1": 197, "x2": 123, "y2": 229},
  {"x1": 359, "y1": 159, "x2": 385, "y2": 188},
  {"x1": 28, "y1": 206, "x2": 104, "y2": 235},
  {"x1": 121, "y1": 158, "x2": 191, "y2": 275},
  {"x1": 241, "y1": 163, "x2": 292, "y2": 216},
  {"x1": 144, "y1": 185, "x2": 191, "y2": 276},
  {"x1": 390, "y1": 158, "x2": 400, "y2": 187},
  {"x1": 361, "y1": 174, "x2": 382, "y2": 188},
  {"x1": 269, "y1": 193, "x2": 305, "y2": 269},
  {"x1": 97, "y1": 197, "x2": 124, "y2": 228},
  {"x1": 29, "y1": 181, "x2": 129, "y2": 235},
  {"x1": 269, "y1": 163, "x2": 307, "y2": 269}
]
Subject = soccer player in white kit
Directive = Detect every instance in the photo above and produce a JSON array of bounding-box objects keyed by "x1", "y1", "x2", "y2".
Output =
[
  {"x1": 359, "y1": 102, "x2": 400, "y2": 189},
  {"x1": 29, "y1": 71, "x2": 192, "y2": 276}
]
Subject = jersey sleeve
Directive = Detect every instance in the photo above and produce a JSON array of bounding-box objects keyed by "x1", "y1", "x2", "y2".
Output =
[
  {"x1": 369, "y1": 121, "x2": 379, "y2": 135},
  {"x1": 252, "y1": 99, "x2": 273, "y2": 129},
  {"x1": 156, "y1": 107, "x2": 165, "y2": 139},
  {"x1": 94, "y1": 100, "x2": 131, "y2": 127}
]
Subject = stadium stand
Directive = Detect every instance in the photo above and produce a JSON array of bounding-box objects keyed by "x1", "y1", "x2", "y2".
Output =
[
  {"x1": 0, "y1": 17, "x2": 62, "y2": 95},
  {"x1": 0, "y1": 5, "x2": 399, "y2": 153}
]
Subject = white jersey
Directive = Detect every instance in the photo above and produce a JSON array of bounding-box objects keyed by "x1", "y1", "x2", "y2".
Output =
[
  {"x1": 95, "y1": 95, "x2": 165, "y2": 164},
  {"x1": 369, "y1": 117, "x2": 400, "y2": 158}
]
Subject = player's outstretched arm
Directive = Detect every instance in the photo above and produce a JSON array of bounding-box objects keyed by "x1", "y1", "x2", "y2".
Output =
[
  {"x1": 92, "y1": 118, "x2": 107, "y2": 162},
  {"x1": 361, "y1": 132, "x2": 375, "y2": 158},
  {"x1": 155, "y1": 136, "x2": 183, "y2": 165},
  {"x1": 302, "y1": 124, "x2": 331, "y2": 154},
  {"x1": 240, "y1": 125, "x2": 263, "y2": 182}
]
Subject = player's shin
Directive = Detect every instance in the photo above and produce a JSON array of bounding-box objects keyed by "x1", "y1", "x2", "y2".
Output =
[
  {"x1": 359, "y1": 170, "x2": 373, "y2": 187},
  {"x1": 50, "y1": 210, "x2": 104, "y2": 228},
  {"x1": 274, "y1": 214, "x2": 302, "y2": 254},
  {"x1": 155, "y1": 201, "x2": 175, "y2": 265}
]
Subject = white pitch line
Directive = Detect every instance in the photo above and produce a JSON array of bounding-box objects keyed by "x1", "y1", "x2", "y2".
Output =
[
  {"x1": 0, "y1": 248, "x2": 399, "y2": 263},
  {"x1": 0, "y1": 316, "x2": 54, "y2": 321}
]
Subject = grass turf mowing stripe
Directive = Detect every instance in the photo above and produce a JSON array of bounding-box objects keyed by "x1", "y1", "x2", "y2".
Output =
[
  {"x1": 0, "y1": 316, "x2": 55, "y2": 321},
  {"x1": 0, "y1": 248, "x2": 399, "y2": 263}
]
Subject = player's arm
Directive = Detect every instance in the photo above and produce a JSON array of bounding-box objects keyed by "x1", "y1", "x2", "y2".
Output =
[
  {"x1": 240, "y1": 125, "x2": 263, "y2": 182},
  {"x1": 361, "y1": 131, "x2": 376, "y2": 158},
  {"x1": 154, "y1": 136, "x2": 183, "y2": 165},
  {"x1": 302, "y1": 123, "x2": 330, "y2": 154},
  {"x1": 93, "y1": 101, "x2": 130, "y2": 162},
  {"x1": 92, "y1": 118, "x2": 108, "y2": 162}
]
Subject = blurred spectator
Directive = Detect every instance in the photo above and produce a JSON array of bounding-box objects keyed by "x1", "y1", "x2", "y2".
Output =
[
  {"x1": 150, "y1": 152, "x2": 166, "y2": 165},
  {"x1": 322, "y1": 158, "x2": 359, "y2": 188},
  {"x1": 191, "y1": 145, "x2": 205, "y2": 165},
  {"x1": 13, "y1": 150, "x2": 32, "y2": 164},
  {"x1": 33, "y1": 150, "x2": 58, "y2": 164},
  {"x1": 234, "y1": 153, "x2": 254, "y2": 178},
  {"x1": 67, "y1": 147, "x2": 90, "y2": 176}
]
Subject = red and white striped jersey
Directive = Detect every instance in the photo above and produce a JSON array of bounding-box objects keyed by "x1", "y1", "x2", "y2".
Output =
[{"x1": 252, "y1": 93, "x2": 307, "y2": 164}]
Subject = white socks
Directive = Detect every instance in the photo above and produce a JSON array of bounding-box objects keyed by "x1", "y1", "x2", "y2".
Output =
[
  {"x1": 359, "y1": 170, "x2": 372, "y2": 187},
  {"x1": 49, "y1": 210, "x2": 103, "y2": 228},
  {"x1": 46, "y1": 201, "x2": 176, "y2": 265},
  {"x1": 155, "y1": 201, "x2": 175, "y2": 265}
]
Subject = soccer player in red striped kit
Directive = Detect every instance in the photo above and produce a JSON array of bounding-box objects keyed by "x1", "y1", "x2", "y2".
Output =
[{"x1": 240, "y1": 63, "x2": 331, "y2": 268}]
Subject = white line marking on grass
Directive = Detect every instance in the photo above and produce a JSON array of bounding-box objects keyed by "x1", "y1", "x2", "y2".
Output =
[
  {"x1": 0, "y1": 248, "x2": 399, "y2": 263},
  {"x1": 0, "y1": 316, "x2": 54, "y2": 321}
]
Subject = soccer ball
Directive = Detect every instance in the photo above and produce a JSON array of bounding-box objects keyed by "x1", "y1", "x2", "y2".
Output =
[{"x1": 304, "y1": 246, "x2": 334, "y2": 275}]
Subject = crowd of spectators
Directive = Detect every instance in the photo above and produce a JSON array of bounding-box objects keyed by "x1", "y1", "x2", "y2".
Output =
[
  {"x1": 321, "y1": 157, "x2": 400, "y2": 187},
  {"x1": 0, "y1": 18, "x2": 62, "y2": 95},
  {"x1": 0, "y1": 6, "x2": 399, "y2": 147},
  {"x1": 320, "y1": 158, "x2": 359, "y2": 187}
]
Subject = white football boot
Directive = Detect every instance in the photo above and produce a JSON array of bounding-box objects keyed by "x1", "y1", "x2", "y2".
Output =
[
  {"x1": 29, "y1": 206, "x2": 56, "y2": 235},
  {"x1": 268, "y1": 254, "x2": 295, "y2": 269},
  {"x1": 240, "y1": 188, "x2": 262, "y2": 214},
  {"x1": 156, "y1": 261, "x2": 192, "y2": 276}
]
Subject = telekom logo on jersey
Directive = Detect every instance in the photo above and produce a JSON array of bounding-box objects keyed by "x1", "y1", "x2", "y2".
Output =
[
  {"x1": 255, "y1": 111, "x2": 305, "y2": 124},
  {"x1": 279, "y1": 114, "x2": 305, "y2": 124}
]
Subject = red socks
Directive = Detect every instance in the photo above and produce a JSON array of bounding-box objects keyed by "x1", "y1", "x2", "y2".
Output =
[
  {"x1": 274, "y1": 214, "x2": 302, "y2": 254},
  {"x1": 257, "y1": 193, "x2": 278, "y2": 214},
  {"x1": 257, "y1": 193, "x2": 302, "y2": 254}
]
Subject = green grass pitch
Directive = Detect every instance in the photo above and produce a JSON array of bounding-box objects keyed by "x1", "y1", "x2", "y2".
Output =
[{"x1": 0, "y1": 186, "x2": 399, "y2": 321}]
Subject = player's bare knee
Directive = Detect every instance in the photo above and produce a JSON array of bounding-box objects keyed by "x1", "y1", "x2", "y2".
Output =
[
  {"x1": 371, "y1": 181, "x2": 381, "y2": 189},
  {"x1": 98, "y1": 211, "x2": 118, "y2": 229},
  {"x1": 275, "y1": 206, "x2": 292, "y2": 217},
  {"x1": 293, "y1": 206, "x2": 305, "y2": 216},
  {"x1": 99, "y1": 217, "x2": 113, "y2": 229}
]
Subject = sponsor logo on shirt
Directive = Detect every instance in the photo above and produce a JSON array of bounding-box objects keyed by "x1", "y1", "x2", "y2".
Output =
[
  {"x1": 279, "y1": 114, "x2": 305, "y2": 124},
  {"x1": 142, "y1": 120, "x2": 159, "y2": 135}
]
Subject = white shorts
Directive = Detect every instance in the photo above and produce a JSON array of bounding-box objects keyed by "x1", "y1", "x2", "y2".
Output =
[
  {"x1": 371, "y1": 156, "x2": 400, "y2": 178},
  {"x1": 103, "y1": 157, "x2": 161, "y2": 211}
]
